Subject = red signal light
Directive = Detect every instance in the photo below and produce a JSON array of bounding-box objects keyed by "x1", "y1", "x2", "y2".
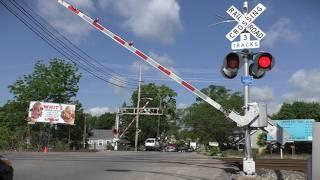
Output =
[
  {"x1": 226, "y1": 53, "x2": 240, "y2": 69},
  {"x1": 249, "y1": 52, "x2": 275, "y2": 79},
  {"x1": 221, "y1": 52, "x2": 241, "y2": 79},
  {"x1": 258, "y1": 55, "x2": 272, "y2": 69}
]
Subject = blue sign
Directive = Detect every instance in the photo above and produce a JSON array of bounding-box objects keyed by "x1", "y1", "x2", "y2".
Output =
[
  {"x1": 267, "y1": 119, "x2": 314, "y2": 142},
  {"x1": 241, "y1": 76, "x2": 253, "y2": 85}
]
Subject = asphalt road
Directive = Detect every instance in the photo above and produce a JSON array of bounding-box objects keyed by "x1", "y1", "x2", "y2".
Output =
[{"x1": 4, "y1": 151, "x2": 239, "y2": 180}]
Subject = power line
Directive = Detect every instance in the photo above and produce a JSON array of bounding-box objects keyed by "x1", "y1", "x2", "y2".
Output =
[
  {"x1": 1, "y1": 0, "x2": 237, "y2": 91},
  {"x1": 16, "y1": 0, "x2": 138, "y2": 86},
  {"x1": 11, "y1": 0, "x2": 137, "y2": 87},
  {"x1": 0, "y1": 0, "x2": 137, "y2": 89},
  {"x1": 123, "y1": 74, "x2": 240, "y2": 84}
]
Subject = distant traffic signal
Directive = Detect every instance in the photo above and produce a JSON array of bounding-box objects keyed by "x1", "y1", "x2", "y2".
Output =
[
  {"x1": 249, "y1": 52, "x2": 274, "y2": 79},
  {"x1": 221, "y1": 52, "x2": 241, "y2": 79}
]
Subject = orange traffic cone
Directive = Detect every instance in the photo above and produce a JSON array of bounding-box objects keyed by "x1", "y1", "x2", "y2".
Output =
[{"x1": 44, "y1": 146, "x2": 48, "y2": 154}]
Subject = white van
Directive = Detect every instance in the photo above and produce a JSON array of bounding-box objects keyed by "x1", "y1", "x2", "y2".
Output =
[{"x1": 145, "y1": 138, "x2": 160, "y2": 151}]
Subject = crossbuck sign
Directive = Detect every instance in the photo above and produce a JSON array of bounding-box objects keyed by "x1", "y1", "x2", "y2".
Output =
[{"x1": 226, "y1": 3, "x2": 266, "y2": 50}]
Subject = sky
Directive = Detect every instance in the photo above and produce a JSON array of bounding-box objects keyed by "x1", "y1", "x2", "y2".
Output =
[{"x1": 0, "y1": 0, "x2": 320, "y2": 116}]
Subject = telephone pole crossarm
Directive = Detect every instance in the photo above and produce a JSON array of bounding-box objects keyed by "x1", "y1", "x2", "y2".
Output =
[{"x1": 120, "y1": 108, "x2": 162, "y2": 116}]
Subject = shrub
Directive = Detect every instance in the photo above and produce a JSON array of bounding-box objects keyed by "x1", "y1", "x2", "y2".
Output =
[
  {"x1": 221, "y1": 149, "x2": 243, "y2": 157},
  {"x1": 208, "y1": 146, "x2": 220, "y2": 156}
]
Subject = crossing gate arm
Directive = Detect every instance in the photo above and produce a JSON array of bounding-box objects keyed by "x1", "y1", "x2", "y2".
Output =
[{"x1": 57, "y1": 0, "x2": 258, "y2": 127}]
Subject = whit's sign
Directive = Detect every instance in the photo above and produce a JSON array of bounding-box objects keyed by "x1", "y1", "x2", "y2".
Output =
[
  {"x1": 226, "y1": 3, "x2": 266, "y2": 50},
  {"x1": 27, "y1": 101, "x2": 76, "y2": 125}
]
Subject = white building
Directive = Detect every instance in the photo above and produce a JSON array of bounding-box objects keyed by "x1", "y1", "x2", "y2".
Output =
[{"x1": 88, "y1": 129, "x2": 113, "y2": 151}]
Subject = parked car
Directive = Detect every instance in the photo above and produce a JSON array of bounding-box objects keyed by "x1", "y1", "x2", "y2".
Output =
[
  {"x1": 165, "y1": 144, "x2": 178, "y2": 152},
  {"x1": 0, "y1": 155, "x2": 13, "y2": 180},
  {"x1": 145, "y1": 138, "x2": 160, "y2": 151},
  {"x1": 177, "y1": 144, "x2": 192, "y2": 152}
]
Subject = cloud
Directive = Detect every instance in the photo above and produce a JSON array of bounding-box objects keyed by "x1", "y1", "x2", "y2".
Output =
[
  {"x1": 149, "y1": 51, "x2": 178, "y2": 73},
  {"x1": 130, "y1": 51, "x2": 177, "y2": 74},
  {"x1": 267, "y1": 102, "x2": 282, "y2": 115},
  {"x1": 249, "y1": 86, "x2": 280, "y2": 115},
  {"x1": 250, "y1": 86, "x2": 275, "y2": 102},
  {"x1": 112, "y1": 0, "x2": 183, "y2": 44},
  {"x1": 35, "y1": 0, "x2": 111, "y2": 42},
  {"x1": 97, "y1": 0, "x2": 112, "y2": 11},
  {"x1": 263, "y1": 18, "x2": 302, "y2": 47},
  {"x1": 35, "y1": 0, "x2": 182, "y2": 44},
  {"x1": 177, "y1": 103, "x2": 187, "y2": 109},
  {"x1": 130, "y1": 61, "x2": 151, "y2": 73},
  {"x1": 108, "y1": 75, "x2": 130, "y2": 94},
  {"x1": 87, "y1": 106, "x2": 112, "y2": 116},
  {"x1": 283, "y1": 69, "x2": 320, "y2": 102}
]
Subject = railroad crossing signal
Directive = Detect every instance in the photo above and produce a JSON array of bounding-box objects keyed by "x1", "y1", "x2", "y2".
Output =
[
  {"x1": 221, "y1": 51, "x2": 275, "y2": 79},
  {"x1": 222, "y1": 0, "x2": 274, "y2": 79},
  {"x1": 249, "y1": 52, "x2": 275, "y2": 79},
  {"x1": 226, "y1": 3, "x2": 266, "y2": 50},
  {"x1": 221, "y1": 52, "x2": 241, "y2": 79}
]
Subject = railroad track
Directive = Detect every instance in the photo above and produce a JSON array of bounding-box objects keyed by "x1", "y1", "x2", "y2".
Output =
[{"x1": 221, "y1": 158, "x2": 308, "y2": 173}]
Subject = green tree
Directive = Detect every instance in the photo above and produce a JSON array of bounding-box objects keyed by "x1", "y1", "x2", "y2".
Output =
[
  {"x1": 123, "y1": 83, "x2": 177, "y2": 146},
  {"x1": 257, "y1": 132, "x2": 266, "y2": 147},
  {"x1": 272, "y1": 101, "x2": 320, "y2": 121},
  {"x1": 90, "y1": 112, "x2": 116, "y2": 129},
  {"x1": 9, "y1": 59, "x2": 80, "y2": 103},
  {"x1": 182, "y1": 85, "x2": 243, "y2": 148},
  {"x1": 0, "y1": 122, "x2": 12, "y2": 150},
  {"x1": 0, "y1": 59, "x2": 82, "y2": 150}
]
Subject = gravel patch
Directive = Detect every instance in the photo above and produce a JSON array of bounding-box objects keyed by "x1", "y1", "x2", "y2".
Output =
[{"x1": 227, "y1": 168, "x2": 305, "y2": 180}]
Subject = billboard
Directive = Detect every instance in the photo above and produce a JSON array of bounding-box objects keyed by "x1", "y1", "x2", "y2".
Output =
[
  {"x1": 267, "y1": 119, "x2": 314, "y2": 142},
  {"x1": 27, "y1": 101, "x2": 76, "y2": 125}
]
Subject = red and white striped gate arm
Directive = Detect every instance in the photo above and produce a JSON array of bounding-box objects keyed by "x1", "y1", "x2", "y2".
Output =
[{"x1": 57, "y1": 0, "x2": 253, "y2": 126}]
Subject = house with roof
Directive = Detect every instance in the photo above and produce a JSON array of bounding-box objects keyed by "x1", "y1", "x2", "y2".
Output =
[{"x1": 88, "y1": 129, "x2": 113, "y2": 151}]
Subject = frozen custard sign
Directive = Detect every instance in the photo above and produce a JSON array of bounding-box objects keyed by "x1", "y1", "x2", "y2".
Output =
[
  {"x1": 27, "y1": 101, "x2": 76, "y2": 125},
  {"x1": 225, "y1": 3, "x2": 266, "y2": 50}
]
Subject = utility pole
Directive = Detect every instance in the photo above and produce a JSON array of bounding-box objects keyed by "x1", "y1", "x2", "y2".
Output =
[
  {"x1": 83, "y1": 114, "x2": 87, "y2": 149},
  {"x1": 68, "y1": 126, "x2": 71, "y2": 145},
  {"x1": 135, "y1": 65, "x2": 142, "y2": 152},
  {"x1": 114, "y1": 110, "x2": 120, "y2": 151},
  {"x1": 157, "y1": 98, "x2": 162, "y2": 138},
  {"x1": 27, "y1": 124, "x2": 30, "y2": 151}
]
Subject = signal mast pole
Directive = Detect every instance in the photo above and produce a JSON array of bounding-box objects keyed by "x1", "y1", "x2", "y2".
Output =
[
  {"x1": 241, "y1": 1, "x2": 256, "y2": 175},
  {"x1": 242, "y1": 0, "x2": 253, "y2": 163}
]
